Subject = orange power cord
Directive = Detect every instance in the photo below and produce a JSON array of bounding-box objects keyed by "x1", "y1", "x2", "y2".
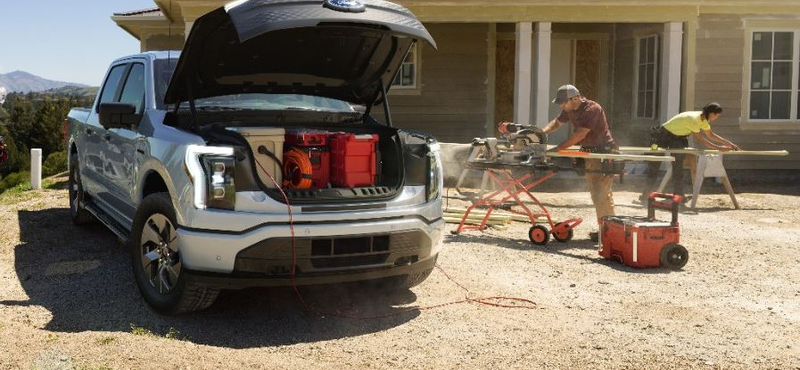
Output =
[
  {"x1": 253, "y1": 157, "x2": 538, "y2": 319},
  {"x1": 282, "y1": 148, "x2": 314, "y2": 189}
]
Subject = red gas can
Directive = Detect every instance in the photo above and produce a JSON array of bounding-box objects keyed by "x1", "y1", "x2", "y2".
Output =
[
  {"x1": 285, "y1": 130, "x2": 331, "y2": 189},
  {"x1": 599, "y1": 193, "x2": 688, "y2": 269},
  {"x1": 330, "y1": 133, "x2": 379, "y2": 188}
]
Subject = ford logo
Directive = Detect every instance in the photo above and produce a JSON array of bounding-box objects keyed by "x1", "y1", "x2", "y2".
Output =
[{"x1": 323, "y1": 0, "x2": 366, "y2": 13}]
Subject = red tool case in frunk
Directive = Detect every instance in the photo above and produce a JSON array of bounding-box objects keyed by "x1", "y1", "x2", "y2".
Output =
[
  {"x1": 330, "y1": 133, "x2": 379, "y2": 187},
  {"x1": 284, "y1": 130, "x2": 331, "y2": 188},
  {"x1": 599, "y1": 193, "x2": 689, "y2": 269}
]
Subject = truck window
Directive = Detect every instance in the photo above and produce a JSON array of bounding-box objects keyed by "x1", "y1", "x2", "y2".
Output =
[
  {"x1": 120, "y1": 63, "x2": 146, "y2": 113},
  {"x1": 97, "y1": 64, "x2": 127, "y2": 111}
]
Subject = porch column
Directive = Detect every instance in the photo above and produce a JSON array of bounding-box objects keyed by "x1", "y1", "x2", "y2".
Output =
[
  {"x1": 514, "y1": 22, "x2": 533, "y2": 126},
  {"x1": 533, "y1": 22, "x2": 552, "y2": 127},
  {"x1": 660, "y1": 22, "x2": 683, "y2": 122}
]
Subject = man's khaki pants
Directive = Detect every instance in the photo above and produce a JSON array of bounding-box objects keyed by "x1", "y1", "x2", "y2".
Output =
[{"x1": 584, "y1": 159, "x2": 615, "y2": 226}]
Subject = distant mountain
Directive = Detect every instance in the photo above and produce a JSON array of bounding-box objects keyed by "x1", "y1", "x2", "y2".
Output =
[{"x1": 0, "y1": 71, "x2": 87, "y2": 93}]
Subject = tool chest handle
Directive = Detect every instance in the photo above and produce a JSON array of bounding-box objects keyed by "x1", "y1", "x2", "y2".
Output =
[{"x1": 647, "y1": 192, "x2": 683, "y2": 225}]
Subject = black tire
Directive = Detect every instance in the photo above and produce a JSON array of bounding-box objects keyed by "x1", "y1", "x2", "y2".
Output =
[
  {"x1": 660, "y1": 243, "x2": 689, "y2": 270},
  {"x1": 552, "y1": 222, "x2": 574, "y2": 243},
  {"x1": 130, "y1": 193, "x2": 219, "y2": 314},
  {"x1": 68, "y1": 153, "x2": 94, "y2": 225},
  {"x1": 528, "y1": 225, "x2": 550, "y2": 245}
]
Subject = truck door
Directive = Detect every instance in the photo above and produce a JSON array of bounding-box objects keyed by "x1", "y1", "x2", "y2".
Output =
[
  {"x1": 82, "y1": 63, "x2": 128, "y2": 199},
  {"x1": 104, "y1": 62, "x2": 146, "y2": 223}
]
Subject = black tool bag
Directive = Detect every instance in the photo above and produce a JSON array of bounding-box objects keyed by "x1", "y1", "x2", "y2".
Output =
[
  {"x1": 573, "y1": 142, "x2": 623, "y2": 176},
  {"x1": 650, "y1": 126, "x2": 689, "y2": 149}
]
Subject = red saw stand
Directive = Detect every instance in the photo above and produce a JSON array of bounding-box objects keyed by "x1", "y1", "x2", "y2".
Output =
[{"x1": 451, "y1": 163, "x2": 582, "y2": 245}]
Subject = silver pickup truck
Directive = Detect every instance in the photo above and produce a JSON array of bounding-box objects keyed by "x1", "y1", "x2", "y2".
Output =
[{"x1": 66, "y1": 0, "x2": 443, "y2": 314}]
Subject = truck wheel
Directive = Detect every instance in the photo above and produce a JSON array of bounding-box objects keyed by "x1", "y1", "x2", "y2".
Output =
[
  {"x1": 68, "y1": 153, "x2": 93, "y2": 225},
  {"x1": 528, "y1": 225, "x2": 550, "y2": 245},
  {"x1": 130, "y1": 193, "x2": 218, "y2": 314},
  {"x1": 660, "y1": 243, "x2": 689, "y2": 270}
]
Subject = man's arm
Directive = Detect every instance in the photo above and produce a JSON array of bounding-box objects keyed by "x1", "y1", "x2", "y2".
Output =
[
  {"x1": 702, "y1": 130, "x2": 740, "y2": 150},
  {"x1": 550, "y1": 127, "x2": 590, "y2": 151},
  {"x1": 542, "y1": 118, "x2": 564, "y2": 134},
  {"x1": 691, "y1": 131, "x2": 733, "y2": 151}
]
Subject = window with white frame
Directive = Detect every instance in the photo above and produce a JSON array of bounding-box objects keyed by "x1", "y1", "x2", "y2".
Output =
[
  {"x1": 634, "y1": 35, "x2": 659, "y2": 120},
  {"x1": 392, "y1": 44, "x2": 417, "y2": 88},
  {"x1": 748, "y1": 31, "x2": 796, "y2": 120}
]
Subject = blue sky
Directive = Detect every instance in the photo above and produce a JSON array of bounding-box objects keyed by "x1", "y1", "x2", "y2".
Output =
[{"x1": 0, "y1": 0, "x2": 159, "y2": 86}]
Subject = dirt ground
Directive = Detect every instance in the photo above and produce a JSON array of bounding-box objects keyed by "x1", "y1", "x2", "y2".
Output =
[{"x1": 1, "y1": 176, "x2": 799, "y2": 370}]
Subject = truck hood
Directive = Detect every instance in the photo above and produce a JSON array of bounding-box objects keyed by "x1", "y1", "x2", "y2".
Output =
[{"x1": 164, "y1": 0, "x2": 436, "y2": 107}]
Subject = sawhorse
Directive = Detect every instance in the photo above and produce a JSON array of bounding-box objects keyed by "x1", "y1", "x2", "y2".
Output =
[{"x1": 657, "y1": 152, "x2": 739, "y2": 210}]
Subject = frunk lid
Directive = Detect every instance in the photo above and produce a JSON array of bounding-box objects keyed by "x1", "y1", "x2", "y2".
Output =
[{"x1": 164, "y1": 0, "x2": 436, "y2": 107}]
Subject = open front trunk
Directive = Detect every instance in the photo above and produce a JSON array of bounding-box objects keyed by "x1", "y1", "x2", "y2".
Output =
[
  {"x1": 160, "y1": 0, "x2": 438, "y2": 206},
  {"x1": 185, "y1": 113, "x2": 416, "y2": 204}
]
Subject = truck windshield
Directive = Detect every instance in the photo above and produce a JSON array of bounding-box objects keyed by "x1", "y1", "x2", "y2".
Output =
[{"x1": 154, "y1": 58, "x2": 354, "y2": 113}]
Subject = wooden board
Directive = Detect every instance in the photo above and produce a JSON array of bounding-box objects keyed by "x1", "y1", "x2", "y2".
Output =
[
  {"x1": 547, "y1": 150, "x2": 675, "y2": 162},
  {"x1": 617, "y1": 146, "x2": 789, "y2": 156}
]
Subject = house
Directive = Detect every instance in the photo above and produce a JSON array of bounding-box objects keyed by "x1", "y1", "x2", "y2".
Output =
[{"x1": 112, "y1": 0, "x2": 800, "y2": 174}]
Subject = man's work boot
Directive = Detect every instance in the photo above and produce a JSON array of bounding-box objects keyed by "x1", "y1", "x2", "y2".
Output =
[{"x1": 589, "y1": 231, "x2": 599, "y2": 242}]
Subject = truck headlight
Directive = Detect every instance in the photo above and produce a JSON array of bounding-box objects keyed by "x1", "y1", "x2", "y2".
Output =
[
  {"x1": 185, "y1": 145, "x2": 235, "y2": 210},
  {"x1": 202, "y1": 155, "x2": 236, "y2": 210},
  {"x1": 426, "y1": 143, "x2": 441, "y2": 202}
]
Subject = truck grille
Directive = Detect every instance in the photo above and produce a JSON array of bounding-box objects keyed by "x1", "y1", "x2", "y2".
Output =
[{"x1": 233, "y1": 230, "x2": 429, "y2": 275}]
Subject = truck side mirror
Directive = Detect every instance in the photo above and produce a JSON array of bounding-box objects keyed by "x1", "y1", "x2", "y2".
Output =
[{"x1": 99, "y1": 102, "x2": 139, "y2": 130}]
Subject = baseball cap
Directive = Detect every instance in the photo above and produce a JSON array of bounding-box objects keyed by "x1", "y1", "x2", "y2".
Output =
[{"x1": 552, "y1": 84, "x2": 580, "y2": 104}]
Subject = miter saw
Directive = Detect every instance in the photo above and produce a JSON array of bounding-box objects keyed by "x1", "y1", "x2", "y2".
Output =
[{"x1": 470, "y1": 122, "x2": 554, "y2": 169}]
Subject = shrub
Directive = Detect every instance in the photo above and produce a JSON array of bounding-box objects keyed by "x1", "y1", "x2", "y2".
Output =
[
  {"x1": 0, "y1": 171, "x2": 30, "y2": 193},
  {"x1": 42, "y1": 151, "x2": 67, "y2": 177}
]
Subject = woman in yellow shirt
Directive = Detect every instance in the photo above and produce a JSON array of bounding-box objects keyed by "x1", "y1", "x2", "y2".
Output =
[{"x1": 641, "y1": 102, "x2": 740, "y2": 202}]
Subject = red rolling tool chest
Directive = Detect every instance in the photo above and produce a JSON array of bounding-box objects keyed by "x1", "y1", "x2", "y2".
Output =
[
  {"x1": 599, "y1": 193, "x2": 689, "y2": 270},
  {"x1": 284, "y1": 130, "x2": 331, "y2": 189},
  {"x1": 330, "y1": 133, "x2": 379, "y2": 187}
]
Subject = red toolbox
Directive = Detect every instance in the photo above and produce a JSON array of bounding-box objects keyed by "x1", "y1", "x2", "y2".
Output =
[
  {"x1": 599, "y1": 193, "x2": 688, "y2": 269},
  {"x1": 330, "y1": 133, "x2": 379, "y2": 188},
  {"x1": 285, "y1": 130, "x2": 331, "y2": 188}
]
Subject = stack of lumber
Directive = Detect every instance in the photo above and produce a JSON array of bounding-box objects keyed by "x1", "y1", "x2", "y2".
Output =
[{"x1": 443, "y1": 207, "x2": 532, "y2": 230}]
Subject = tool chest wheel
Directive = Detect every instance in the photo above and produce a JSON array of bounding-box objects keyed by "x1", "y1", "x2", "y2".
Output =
[
  {"x1": 552, "y1": 222, "x2": 574, "y2": 242},
  {"x1": 528, "y1": 225, "x2": 550, "y2": 245},
  {"x1": 660, "y1": 243, "x2": 689, "y2": 270}
]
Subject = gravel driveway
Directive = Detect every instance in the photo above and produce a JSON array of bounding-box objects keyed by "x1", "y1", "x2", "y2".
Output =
[{"x1": 1, "y1": 176, "x2": 799, "y2": 369}]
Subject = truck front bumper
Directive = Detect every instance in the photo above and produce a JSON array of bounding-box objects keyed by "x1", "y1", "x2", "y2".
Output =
[{"x1": 176, "y1": 215, "x2": 444, "y2": 279}]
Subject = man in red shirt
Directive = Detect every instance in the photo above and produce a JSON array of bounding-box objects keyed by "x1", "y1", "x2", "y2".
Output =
[{"x1": 544, "y1": 85, "x2": 617, "y2": 241}]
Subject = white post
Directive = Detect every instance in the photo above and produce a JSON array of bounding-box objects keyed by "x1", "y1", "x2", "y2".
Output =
[
  {"x1": 514, "y1": 22, "x2": 533, "y2": 126},
  {"x1": 660, "y1": 22, "x2": 683, "y2": 122},
  {"x1": 533, "y1": 22, "x2": 552, "y2": 127},
  {"x1": 30, "y1": 148, "x2": 42, "y2": 190}
]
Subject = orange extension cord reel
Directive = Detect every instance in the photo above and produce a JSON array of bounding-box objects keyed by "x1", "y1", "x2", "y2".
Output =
[{"x1": 282, "y1": 148, "x2": 314, "y2": 189}]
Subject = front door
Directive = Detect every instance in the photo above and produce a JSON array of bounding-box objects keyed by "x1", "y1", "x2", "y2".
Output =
[{"x1": 104, "y1": 62, "x2": 146, "y2": 225}]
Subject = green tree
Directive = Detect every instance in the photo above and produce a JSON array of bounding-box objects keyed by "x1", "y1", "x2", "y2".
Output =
[
  {"x1": 32, "y1": 98, "x2": 70, "y2": 157},
  {"x1": 6, "y1": 97, "x2": 34, "y2": 153},
  {"x1": 0, "y1": 125, "x2": 30, "y2": 176}
]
